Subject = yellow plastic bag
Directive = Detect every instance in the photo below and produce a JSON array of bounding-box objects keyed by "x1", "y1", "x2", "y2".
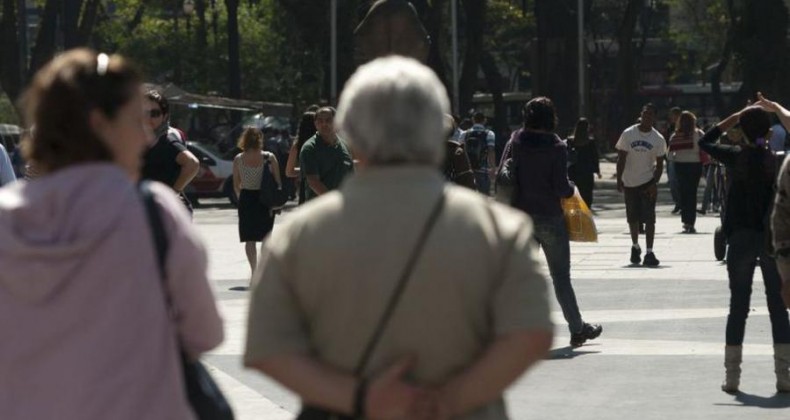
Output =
[{"x1": 561, "y1": 189, "x2": 598, "y2": 242}]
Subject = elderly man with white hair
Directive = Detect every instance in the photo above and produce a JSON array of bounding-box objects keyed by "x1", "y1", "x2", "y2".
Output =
[{"x1": 244, "y1": 56, "x2": 553, "y2": 420}]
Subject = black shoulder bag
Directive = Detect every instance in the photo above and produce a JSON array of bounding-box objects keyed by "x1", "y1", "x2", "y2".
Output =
[
  {"x1": 297, "y1": 191, "x2": 446, "y2": 420},
  {"x1": 139, "y1": 181, "x2": 235, "y2": 420},
  {"x1": 259, "y1": 153, "x2": 288, "y2": 209}
]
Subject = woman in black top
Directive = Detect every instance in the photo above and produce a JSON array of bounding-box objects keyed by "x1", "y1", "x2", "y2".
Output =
[
  {"x1": 567, "y1": 118, "x2": 601, "y2": 207},
  {"x1": 699, "y1": 101, "x2": 790, "y2": 394}
]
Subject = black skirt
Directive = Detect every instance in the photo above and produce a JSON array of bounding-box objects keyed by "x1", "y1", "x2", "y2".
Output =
[{"x1": 238, "y1": 189, "x2": 275, "y2": 242}]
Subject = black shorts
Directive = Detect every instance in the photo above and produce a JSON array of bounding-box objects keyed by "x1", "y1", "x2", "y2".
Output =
[{"x1": 624, "y1": 181, "x2": 657, "y2": 225}]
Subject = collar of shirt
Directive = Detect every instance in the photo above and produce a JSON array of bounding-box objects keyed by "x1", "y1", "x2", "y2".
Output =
[{"x1": 341, "y1": 165, "x2": 444, "y2": 196}]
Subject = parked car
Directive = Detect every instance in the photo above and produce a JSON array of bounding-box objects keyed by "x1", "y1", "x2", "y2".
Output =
[{"x1": 185, "y1": 141, "x2": 237, "y2": 206}]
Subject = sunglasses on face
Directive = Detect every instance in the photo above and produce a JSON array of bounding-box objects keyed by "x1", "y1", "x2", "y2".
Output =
[{"x1": 148, "y1": 109, "x2": 163, "y2": 118}]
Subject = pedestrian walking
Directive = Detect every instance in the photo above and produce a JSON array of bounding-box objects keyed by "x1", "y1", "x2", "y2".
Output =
[
  {"x1": 616, "y1": 103, "x2": 667, "y2": 266},
  {"x1": 233, "y1": 127, "x2": 281, "y2": 279},
  {"x1": 141, "y1": 89, "x2": 200, "y2": 215},
  {"x1": 776, "y1": 144, "x2": 790, "y2": 310},
  {"x1": 666, "y1": 107, "x2": 682, "y2": 214},
  {"x1": 501, "y1": 97, "x2": 602, "y2": 347},
  {"x1": 458, "y1": 112, "x2": 496, "y2": 195},
  {"x1": 299, "y1": 106, "x2": 354, "y2": 201},
  {"x1": 244, "y1": 56, "x2": 553, "y2": 420},
  {"x1": 668, "y1": 111, "x2": 704, "y2": 233},
  {"x1": 566, "y1": 118, "x2": 601, "y2": 207},
  {"x1": 443, "y1": 114, "x2": 476, "y2": 190},
  {"x1": 285, "y1": 110, "x2": 317, "y2": 205},
  {"x1": 700, "y1": 95, "x2": 790, "y2": 394},
  {"x1": 0, "y1": 49, "x2": 223, "y2": 420}
]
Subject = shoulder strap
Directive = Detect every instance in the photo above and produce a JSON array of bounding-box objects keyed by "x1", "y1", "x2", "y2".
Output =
[
  {"x1": 139, "y1": 181, "x2": 170, "y2": 286},
  {"x1": 353, "y1": 191, "x2": 446, "y2": 375}
]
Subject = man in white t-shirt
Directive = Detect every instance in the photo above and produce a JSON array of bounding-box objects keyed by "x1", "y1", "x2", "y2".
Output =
[{"x1": 616, "y1": 103, "x2": 667, "y2": 267}]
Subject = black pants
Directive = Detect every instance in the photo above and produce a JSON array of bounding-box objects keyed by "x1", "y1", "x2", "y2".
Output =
[
  {"x1": 725, "y1": 229, "x2": 790, "y2": 345},
  {"x1": 675, "y1": 162, "x2": 702, "y2": 227},
  {"x1": 571, "y1": 171, "x2": 595, "y2": 208}
]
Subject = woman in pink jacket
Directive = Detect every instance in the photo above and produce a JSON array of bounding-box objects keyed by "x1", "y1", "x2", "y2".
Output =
[{"x1": 0, "y1": 49, "x2": 223, "y2": 419}]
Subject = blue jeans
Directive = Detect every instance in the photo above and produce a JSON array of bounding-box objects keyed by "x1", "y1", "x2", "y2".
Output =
[
  {"x1": 725, "y1": 229, "x2": 790, "y2": 345},
  {"x1": 531, "y1": 215, "x2": 584, "y2": 334},
  {"x1": 475, "y1": 171, "x2": 491, "y2": 196}
]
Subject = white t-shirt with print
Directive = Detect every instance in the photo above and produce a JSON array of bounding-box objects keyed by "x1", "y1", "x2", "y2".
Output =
[{"x1": 615, "y1": 125, "x2": 667, "y2": 187}]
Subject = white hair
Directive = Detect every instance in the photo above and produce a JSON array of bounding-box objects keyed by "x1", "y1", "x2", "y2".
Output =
[{"x1": 336, "y1": 56, "x2": 449, "y2": 166}]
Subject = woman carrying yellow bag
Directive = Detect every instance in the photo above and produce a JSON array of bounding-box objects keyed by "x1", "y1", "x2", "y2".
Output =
[
  {"x1": 502, "y1": 96, "x2": 603, "y2": 347},
  {"x1": 561, "y1": 188, "x2": 598, "y2": 242}
]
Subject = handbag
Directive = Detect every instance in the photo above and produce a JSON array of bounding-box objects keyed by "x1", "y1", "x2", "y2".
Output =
[
  {"x1": 139, "y1": 182, "x2": 235, "y2": 420},
  {"x1": 297, "y1": 191, "x2": 447, "y2": 420},
  {"x1": 259, "y1": 154, "x2": 287, "y2": 209},
  {"x1": 560, "y1": 188, "x2": 598, "y2": 242},
  {"x1": 495, "y1": 140, "x2": 519, "y2": 205}
]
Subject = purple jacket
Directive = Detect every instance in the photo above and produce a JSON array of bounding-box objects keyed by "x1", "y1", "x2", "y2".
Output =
[{"x1": 503, "y1": 129, "x2": 575, "y2": 218}]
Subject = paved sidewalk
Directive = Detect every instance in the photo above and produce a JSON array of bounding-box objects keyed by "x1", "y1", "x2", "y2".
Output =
[{"x1": 193, "y1": 172, "x2": 790, "y2": 419}]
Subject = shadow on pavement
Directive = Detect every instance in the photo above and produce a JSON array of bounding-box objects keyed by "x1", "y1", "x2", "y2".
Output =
[
  {"x1": 714, "y1": 392, "x2": 790, "y2": 409},
  {"x1": 547, "y1": 346, "x2": 601, "y2": 360},
  {"x1": 229, "y1": 286, "x2": 249, "y2": 292}
]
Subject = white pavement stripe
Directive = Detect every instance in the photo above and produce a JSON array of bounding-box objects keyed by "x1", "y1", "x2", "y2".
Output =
[
  {"x1": 551, "y1": 337, "x2": 775, "y2": 356},
  {"x1": 204, "y1": 361, "x2": 294, "y2": 419},
  {"x1": 551, "y1": 307, "x2": 769, "y2": 324}
]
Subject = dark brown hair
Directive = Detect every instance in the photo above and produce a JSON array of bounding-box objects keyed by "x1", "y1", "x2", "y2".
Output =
[
  {"x1": 144, "y1": 89, "x2": 169, "y2": 116},
  {"x1": 20, "y1": 49, "x2": 141, "y2": 174},
  {"x1": 296, "y1": 111, "x2": 317, "y2": 151},
  {"x1": 740, "y1": 106, "x2": 772, "y2": 144},
  {"x1": 523, "y1": 96, "x2": 558, "y2": 131},
  {"x1": 237, "y1": 127, "x2": 264, "y2": 151}
]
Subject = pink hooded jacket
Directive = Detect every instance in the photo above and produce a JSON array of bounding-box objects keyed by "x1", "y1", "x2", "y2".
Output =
[{"x1": 0, "y1": 164, "x2": 223, "y2": 420}]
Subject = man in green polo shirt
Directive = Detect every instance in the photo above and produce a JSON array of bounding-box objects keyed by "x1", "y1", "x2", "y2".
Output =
[{"x1": 299, "y1": 106, "x2": 354, "y2": 201}]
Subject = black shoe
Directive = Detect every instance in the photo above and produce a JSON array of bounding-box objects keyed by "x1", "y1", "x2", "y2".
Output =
[
  {"x1": 571, "y1": 323, "x2": 603, "y2": 347},
  {"x1": 630, "y1": 247, "x2": 642, "y2": 264},
  {"x1": 643, "y1": 252, "x2": 660, "y2": 267},
  {"x1": 671, "y1": 206, "x2": 681, "y2": 215},
  {"x1": 697, "y1": 208, "x2": 706, "y2": 215},
  {"x1": 683, "y1": 225, "x2": 697, "y2": 234}
]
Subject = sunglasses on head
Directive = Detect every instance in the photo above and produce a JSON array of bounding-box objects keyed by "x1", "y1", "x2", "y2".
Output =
[{"x1": 148, "y1": 109, "x2": 163, "y2": 118}]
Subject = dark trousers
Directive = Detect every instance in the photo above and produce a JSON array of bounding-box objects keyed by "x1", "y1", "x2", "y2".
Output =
[
  {"x1": 675, "y1": 162, "x2": 702, "y2": 227},
  {"x1": 531, "y1": 215, "x2": 584, "y2": 334},
  {"x1": 725, "y1": 229, "x2": 790, "y2": 345},
  {"x1": 570, "y1": 171, "x2": 595, "y2": 207}
]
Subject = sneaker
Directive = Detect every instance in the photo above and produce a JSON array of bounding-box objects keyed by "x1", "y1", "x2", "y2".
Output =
[
  {"x1": 643, "y1": 252, "x2": 660, "y2": 267},
  {"x1": 630, "y1": 246, "x2": 642, "y2": 264},
  {"x1": 671, "y1": 206, "x2": 681, "y2": 215},
  {"x1": 570, "y1": 323, "x2": 603, "y2": 347}
]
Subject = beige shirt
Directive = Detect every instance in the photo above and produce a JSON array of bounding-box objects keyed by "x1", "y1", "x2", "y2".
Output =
[{"x1": 245, "y1": 166, "x2": 552, "y2": 420}]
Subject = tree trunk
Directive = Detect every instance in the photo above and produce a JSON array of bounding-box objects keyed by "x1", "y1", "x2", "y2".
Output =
[
  {"x1": 78, "y1": 0, "x2": 101, "y2": 46},
  {"x1": 458, "y1": 0, "x2": 485, "y2": 115},
  {"x1": 533, "y1": 0, "x2": 577, "y2": 128},
  {"x1": 0, "y1": 0, "x2": 21, "y2": 102},
  {"x1": 225, "y1": 0, "x2": 241, "y2": 100},
  {"x1": 614, "y1": 0, "x2": 644, "y2": 130},
  {"x1": 195, "y1": 0, "x2": 209, "y2": 52},
  {"x1": 412, "y1": 0, "x2": 450, "y2": 99},
  {"x1": 28, "y1": 0, "x2": 60, "y2": 78},
  {"x1": 711, "y1": 0, "x2": 735, "y2": 116},
  {"x1": 480, "y1": 50, "x2": 508, "y2": 161},
  {"x1": 62, "y1": 0, "x2": 84, "y2": 49}
]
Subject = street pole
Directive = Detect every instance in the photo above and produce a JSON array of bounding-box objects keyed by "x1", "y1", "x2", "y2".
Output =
[
  {"x1": 330, "y1": 0, "x2": 338, "y2": 105},
  {"x1": 451, "y1": 0, "x2": 459, "y2": 115},
  {"x1": 578, "y1": 0, "x2": 585, "y2": 118}
]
